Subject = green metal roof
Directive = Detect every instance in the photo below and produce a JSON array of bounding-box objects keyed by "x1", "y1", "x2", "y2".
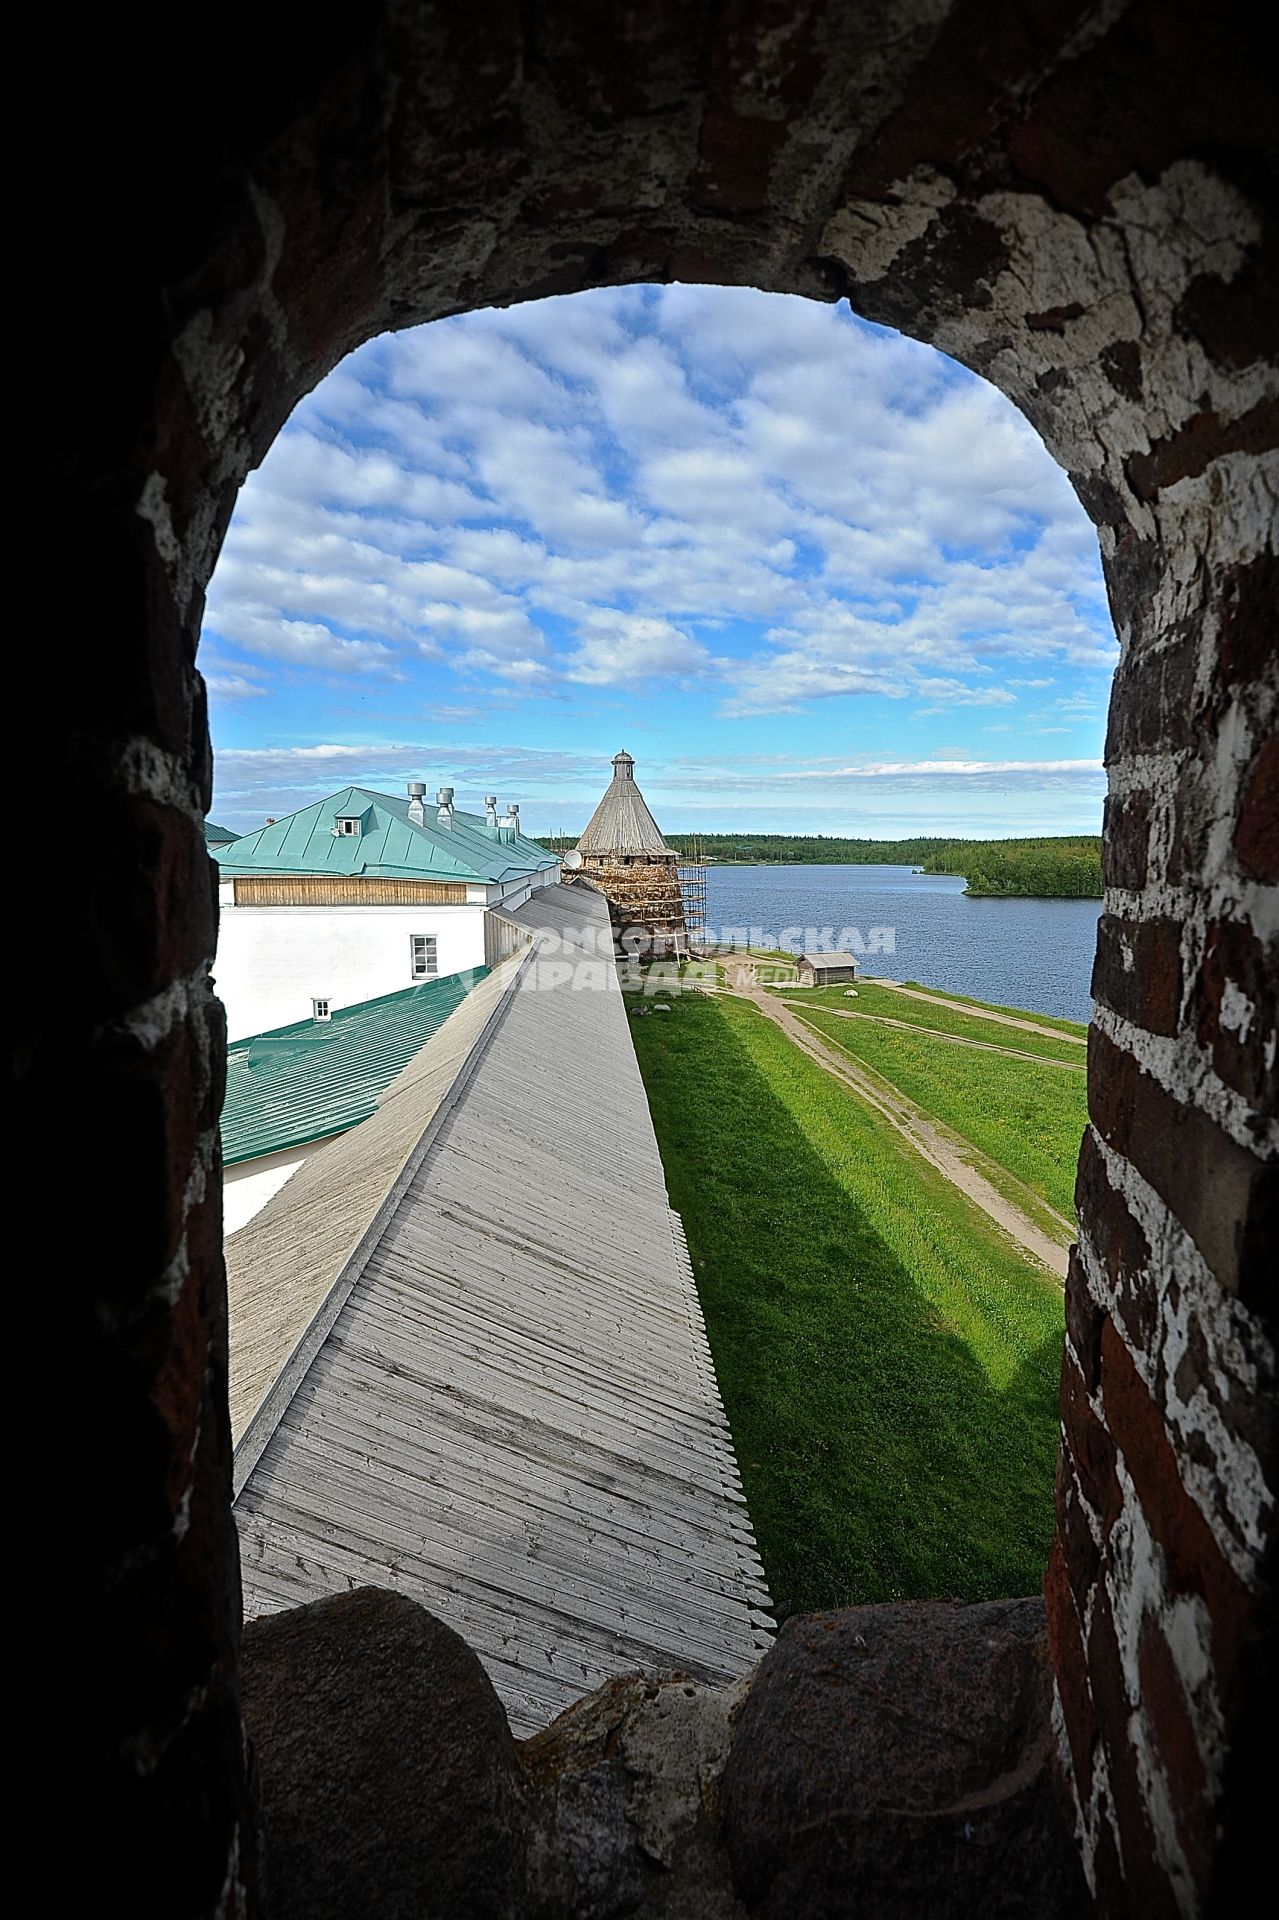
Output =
[
  {"x1": 205, "y1": 821, "x2": 240, "y2": 845},
  {"x1": 213, "y1": 786, "x2": 557, "y2": 885},
  {"x1": 221, "y1": 967, "x2": 487, "y2": 1165}
]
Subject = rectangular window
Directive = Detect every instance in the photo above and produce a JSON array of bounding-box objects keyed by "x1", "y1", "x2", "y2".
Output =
[
  {"x1": 312, "y1": 997, "x2": 331, "y2": 1021},
  {"x1": 336, "y1": 817, "x2": 361, "y2": 836},
  {"x1": 410, "y1": 934, "x2": 438, "y2": 979}
]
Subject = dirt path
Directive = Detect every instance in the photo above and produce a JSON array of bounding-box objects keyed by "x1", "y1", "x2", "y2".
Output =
[
  {"x1": 864, "y1": 979, "x2": 1087, "y2": 1046},
  {"x1": 782, "y1": 1004, "x2": 1086, "y2": 1070},
  {"x1": 735, "y1": 985, "x2": 1071, "y2": 1281}
]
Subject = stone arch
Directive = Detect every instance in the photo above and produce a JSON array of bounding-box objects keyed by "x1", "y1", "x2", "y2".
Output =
[{"x1": 34, "y1": 5, "x2": 1273, "y2": 1913}]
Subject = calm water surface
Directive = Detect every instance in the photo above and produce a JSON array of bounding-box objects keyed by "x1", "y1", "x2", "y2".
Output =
[{"x1": 704, "y1": 864, "x2": 1099, "y2": 1024}]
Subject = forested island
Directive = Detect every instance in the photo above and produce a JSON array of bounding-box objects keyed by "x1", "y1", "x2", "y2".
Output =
[{"x1": 539, "y1": 832, "x2": 1103, "y2": 899}]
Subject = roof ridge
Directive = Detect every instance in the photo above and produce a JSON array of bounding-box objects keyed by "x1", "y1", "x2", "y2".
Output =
[{"x1": 213, "y1": 781, "x2": 557, "y2": 884}]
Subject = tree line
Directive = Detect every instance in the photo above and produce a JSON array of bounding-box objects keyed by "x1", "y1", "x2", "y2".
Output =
[{"x1": 537, "y1": 832, "x2": 1103, "y2": 899}]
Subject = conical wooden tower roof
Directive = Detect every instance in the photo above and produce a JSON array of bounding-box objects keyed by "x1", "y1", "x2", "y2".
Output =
[{"x1": 578, "y1": 750, "x2": 671, "y2": 856}]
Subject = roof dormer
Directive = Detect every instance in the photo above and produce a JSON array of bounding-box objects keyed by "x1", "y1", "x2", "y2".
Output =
[{"x1": 332, "y1": 803, "x2": 373, "y2": 838}]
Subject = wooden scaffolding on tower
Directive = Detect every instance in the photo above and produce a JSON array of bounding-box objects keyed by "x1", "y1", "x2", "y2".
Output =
[{"x1": 677, "y1": 860, "x2": 708, "y2": 948}]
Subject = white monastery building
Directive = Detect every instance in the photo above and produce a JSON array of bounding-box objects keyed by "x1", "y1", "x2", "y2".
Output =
[{"x1": 212, "y1": 780, "x2": 558, "y2": 1040}]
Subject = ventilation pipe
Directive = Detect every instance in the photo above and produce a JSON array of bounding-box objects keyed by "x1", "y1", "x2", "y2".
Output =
[
  {"x1": 485, "y1": 794, "x2": 499, "y2": 828},
  {"x1": 505, "y1": 803, "x2": 520, "y2": 841},
  {"x1": 406, "y1": 780, "x2": 427, "y2": 826},
  {"x1": 437, "y1": 786, "x2": 455, "y2": 827}
]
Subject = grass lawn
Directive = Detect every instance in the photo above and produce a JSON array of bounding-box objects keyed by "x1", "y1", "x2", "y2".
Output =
[
  {"x1": 709, "y1": 944, "x2": 799, "y2": 985},
  {"x1": 899, "y1": 979, "x2": 1089, "y2": 1039},
  {"x1": 630, "y1": 992, "x2": 1064, "y2": 1615},
  {"x1": 793, "y1": 1007, "x2": 1088, "y2": 1224},
  {"x1": 783, "y1": 978, "x2": 1086, "y2": 1064}
]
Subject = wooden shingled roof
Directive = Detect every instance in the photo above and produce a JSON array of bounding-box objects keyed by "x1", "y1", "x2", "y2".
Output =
[
  {"x1": 577, "y1": 750, "x2": 672, "y2": 856},
  {"x1": 229, "y1": 885, "x2": 772, "y2": 1731}
]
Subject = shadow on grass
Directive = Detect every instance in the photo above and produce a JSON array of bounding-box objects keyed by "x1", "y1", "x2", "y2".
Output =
[{"x1": 631, "y1": 995, "x2": 1063, "y2": 1615}]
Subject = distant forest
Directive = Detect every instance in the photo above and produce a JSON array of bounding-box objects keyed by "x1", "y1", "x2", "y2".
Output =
[{"x1": 538, "y1": 833, "x2": 1103, "y2": 899}]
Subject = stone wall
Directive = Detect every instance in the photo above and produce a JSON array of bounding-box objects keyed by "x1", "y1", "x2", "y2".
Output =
[
  {"x1": 580, "y1": 859, "x2": 691, "y2": 958},
  {"x1": 31, "y1": 4, "x2": 1274, "y2": 1912}
]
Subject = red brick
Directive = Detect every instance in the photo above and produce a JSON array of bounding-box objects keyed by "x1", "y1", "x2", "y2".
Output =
[
  {"x1": 1234, "y1": 735, "x2": 1279, "y2": 883},
  {"x1": 1060, "y1": 1352, "x2": 1122, "y2": 1539},
  {"x1": 1045, "y1": 1532, "x2": 1097, "y2": 1801},
  {"x1": 1139, "y1": 1620, "x2": 1211, "y2": 1896},
  {"x1": 1087, "y1": 1584, "x2": 1179, "y2": 1919},
  {"x1": 1090, "y1": 1811, "x2": 1127, "y2": 1919},
  {"x1": 1064, "y1": 1241, "x2": 1108, "y2": 1390},
  {"x1": 1100, "y1": 1320, "x2": 1257, "y2": 1696},
  {"x1": 1125, "y1": 396, "x2": 1279, "y2": 501},
  {"x1": 1088, "y1": 1027, "x2": 1273, "y2": 1309},
  {"x1": 1105, "y1": 619, "x2": 1198, "y2": 758},
  {"x1": 1055, "y1": 1446, "x2": 1101, "y2": 1625},
  {"x1": 1091, "y1": 914, "x2": 1185, "y2": 1036},
  {"x1": 1178, "y1": 258, "x2": 1279, "y2": 375},
  {"x1": 1216, "y1": 550, "x2": 1279, "y2": 688},
  {"x1": 1102, "y1": 787, "x2": 1152, "y2": 892},
  {"x1": 1192, "y1": 917, "x2": 1279, "y2": 1108},
  {"x1": 1076, "y1": 1132, "x2": 1154, "y2": 1354}
]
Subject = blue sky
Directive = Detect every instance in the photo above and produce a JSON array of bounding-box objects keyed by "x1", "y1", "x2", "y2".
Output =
[{"x1": 205, "y1": 285, "x2": 1115, "y2": 839}]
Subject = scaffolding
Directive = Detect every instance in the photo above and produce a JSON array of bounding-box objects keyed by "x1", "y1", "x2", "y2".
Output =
[
  {"x1": 582, "y1": 857, "x2": 688, "y2": 958},
  {"x1": 678, "y1": 863, "x2": 708, "y2": 948}
]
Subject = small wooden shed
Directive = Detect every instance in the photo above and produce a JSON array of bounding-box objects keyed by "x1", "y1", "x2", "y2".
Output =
[{"x1": 797, "y1": 951, "x2": 859, "y2": 987}]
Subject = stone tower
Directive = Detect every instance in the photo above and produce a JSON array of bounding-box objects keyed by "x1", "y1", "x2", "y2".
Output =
[{"x1": 576, "y1": 751, "x2": 688, "y2": 958}]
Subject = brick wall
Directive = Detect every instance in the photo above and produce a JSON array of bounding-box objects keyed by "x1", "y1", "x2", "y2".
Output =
[
  {"x1": 1049, "y1": 540, "x2": 1276, "y2": 1915},
  {"x1": 31, "y1": 5, "x2": 1273, "y2": 1912}
]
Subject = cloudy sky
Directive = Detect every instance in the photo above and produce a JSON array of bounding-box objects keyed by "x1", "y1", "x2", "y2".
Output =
[{"x1": 204, "y1": 285, "x2": 1115, "y2": 839}]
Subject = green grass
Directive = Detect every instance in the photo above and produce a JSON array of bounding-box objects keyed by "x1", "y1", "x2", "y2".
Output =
[
  {"x1": 793, "y1": 1008, "x2": 1088, "y2": 1224},
  {"x1": 708, "y1": 944, "x2": 799, "y2": 985},
  {"x1": 783, "y1": 979, "x2": 1086, "y2": 1063},
  {"x1": 899, "y1": 980, "x2": 1089, "y2": 1039},
  {"x1": 630, "y1": 992, "x2": 1064, "y2": 1615}
]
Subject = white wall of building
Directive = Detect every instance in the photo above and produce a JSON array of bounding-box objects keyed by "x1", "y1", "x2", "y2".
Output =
[
  {"x1": 224, "y1": 1138, "x2": 332, "y2": 1235},
  {"x1": 215, "y1": 895, "x2": 489, "y2": 1039}
]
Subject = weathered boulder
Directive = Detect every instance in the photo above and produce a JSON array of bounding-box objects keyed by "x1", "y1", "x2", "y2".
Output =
[
  {"x1": 242, "y1": 1588, "x2": 525, "y2": 1920},
  {"x1": 721, "y1": 1599, "x2": 1090, "y2": 1920},
  {"x1": 521, "y1": 1671, "x2": 747, "y2": 1919}
]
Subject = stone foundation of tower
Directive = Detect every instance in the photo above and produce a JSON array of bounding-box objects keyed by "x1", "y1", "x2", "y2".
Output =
[{"x1": 579, "y1": 855, "x2": 689, "y2": 960}]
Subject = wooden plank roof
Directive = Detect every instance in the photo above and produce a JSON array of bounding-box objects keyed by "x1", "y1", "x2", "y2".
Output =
[
  {"x1": 577, "y1": 749, "x2": 672, "y2": 856},
  {"x1": 231, "y1": 885, "x2": 772, "y2": 1731}
]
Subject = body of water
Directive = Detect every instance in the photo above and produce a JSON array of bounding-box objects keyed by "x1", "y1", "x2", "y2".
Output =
[{"x1": 703, "y1": 864, "x2": 1100, "y2": 1024}]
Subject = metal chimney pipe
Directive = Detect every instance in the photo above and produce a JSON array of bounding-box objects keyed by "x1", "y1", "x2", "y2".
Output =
[
  {"x1": 485, "y1": 794, "x2": 499, "y2": 828},
  {"x1": 505, "y1": 803, "x2": 520, "y2": 840},
  {"x1": 407, "y1": 779, "x2": 427, "y2": 825},
  {"x1": 437, "y1": 785, "x2": 455, "y2": 826}
]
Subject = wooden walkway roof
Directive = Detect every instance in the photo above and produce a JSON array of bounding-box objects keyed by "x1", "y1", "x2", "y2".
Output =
[{"x1": 231, "y1": 886, "x2": 772, "y2": 1732}]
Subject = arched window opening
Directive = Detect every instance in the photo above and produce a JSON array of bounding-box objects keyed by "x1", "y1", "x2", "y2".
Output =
[
  {"x1": 41, "y1": 13, "x2": 1273, "y2": 1913},
  {"x1": 207, "y1": 286, "x2": 1113, "y2": 1732}
]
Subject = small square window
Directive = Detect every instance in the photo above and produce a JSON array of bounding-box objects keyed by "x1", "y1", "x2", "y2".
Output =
[
  {"x1": 410, "y1": 935, "x2": 438, "y2": 980},
  {"x1": 312, "y1": 997, "x2": 331, "y2": 1021},
  {"x1": 336, "y1": 817, "x2": 361, "y2": 836}
]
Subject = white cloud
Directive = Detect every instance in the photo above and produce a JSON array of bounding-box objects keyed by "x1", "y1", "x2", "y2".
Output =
[
  {"x1": 565, "y1": 613, "x2": 717, "y2": 686},
  {"x1": 206, "y1": 606, "x2": 403, "y2": 676},
  {"x1": 205, "y1": 673, "x2": 268, "y2": 699},
  {"x1": 777, "y1": 758, "x2": 1103, "y2": 780},
  {"x1": 202, "y1": 286, "x2": 1115, "y2": 721}
]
